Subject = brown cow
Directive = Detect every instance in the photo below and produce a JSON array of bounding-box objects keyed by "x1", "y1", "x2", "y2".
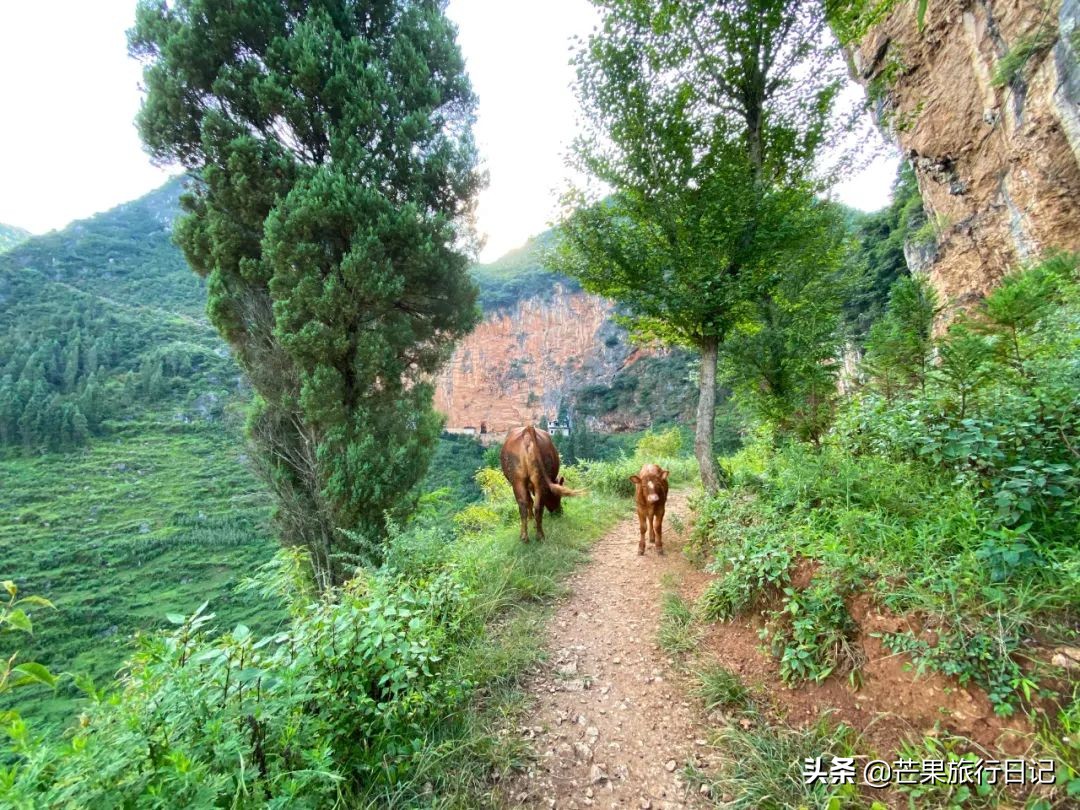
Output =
[
  {"x1": 500, "y1": 425, "x2": 583, "y2": 542},
  {"x1": 630, "y1": 463, "x2": 669, "y2": 555}
]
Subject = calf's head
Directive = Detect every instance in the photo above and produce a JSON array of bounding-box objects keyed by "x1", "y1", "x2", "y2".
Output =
[{"x1": 630, "y1": 464, "x2": 669, "y2": 502}]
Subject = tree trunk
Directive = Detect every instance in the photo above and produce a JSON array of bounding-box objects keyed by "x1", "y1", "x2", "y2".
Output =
[{"x1": 695, "y1": 335, "x2": 721, "y2": 494}]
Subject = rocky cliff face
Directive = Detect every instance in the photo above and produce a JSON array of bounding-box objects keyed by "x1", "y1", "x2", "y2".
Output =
[
  {"x1": 433, "y1": 284, "x2": 644, "y2": 434},
  {"x1": 852, "y1": 0, "x2": 1080, "y2": 313}
]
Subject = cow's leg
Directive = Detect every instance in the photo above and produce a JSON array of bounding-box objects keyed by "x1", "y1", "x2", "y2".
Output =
[
  {"x1": 653, "y1": 509, "x2": 665, "y2": 555},
  {"x1": 637, "y1": 511, "x2": 646, "y2": 555},
  {"x1": 535, "y1": 498, "x2": 545, "y2": 542},
  {"x1": 646, "y1": 508, "x2": 656, "y2": 545},
  {"x1": 517, "y1": 500, "x2": 529, "y2": 542},
  {"x1": 514, "y1": 482, "x2": 531, "y2": 542}
]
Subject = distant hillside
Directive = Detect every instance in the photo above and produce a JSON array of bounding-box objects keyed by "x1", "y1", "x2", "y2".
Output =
[
  {"x1": 470, "y1": 228, "x2": 581, "y2": 311},
  {"x1": 0, "y1": 179, "x2": 237, "y2": 453},
  {"x1": 0, "y1": 182, "x2": 275, "y2": 728},
  {"x1": 1, "y1": 177, "x2": 203, "y2": 316},
  {"x1": 440, "y1": 228, "x2": 699, "y2": 433},
  {"x1": 0, "y1": 222, "x2": 30, "y2": 253}
]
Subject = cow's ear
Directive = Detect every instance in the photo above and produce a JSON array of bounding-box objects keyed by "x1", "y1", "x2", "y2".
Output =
[
  {"x1": 629, "y1": 475, "x2": 641, "y2": 484},
  {"x1": 660, "y1": 468, "x2": 669, "y2": 481},
  {"x1": 557, "y1": 476, "x2": 565, "y2": 485}
]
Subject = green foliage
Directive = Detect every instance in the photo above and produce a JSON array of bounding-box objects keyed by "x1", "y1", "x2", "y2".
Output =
[
  {"x1": 419, "y1": 434, "x2": 488, "y2": 514},
  {"x1": 1, "y1": 580, "x2": 57, "y2": 722},
  {"x1": 696, "y1": 374, "x2": 1077, "y2": 713},
  {"x1": 863, "y1": 274, "x2": 937, "y2": 398},
  {"x1": 470, "y1": 228, "x2": 580, "y2": 311},
  {"x1": 1036, "y1": 686, "x2": 1080, "y2": 802},
  {"x1": 130, "y1": 0, "x2": 484, "y2": 586},
  {"x1": 843, "y1": 164, "x2": 927, "y2": 338},
  {"x1": 635, "y1": 427, "x2": 684, "y2": 459},
  {"x1": 572, "y1": 351, "x2": 699, "y2": 427},
  {"x1": 720, "y1": 206, "x2": 854, "y2": 444},
  {"x1": 992, "y1": 23, "x2": 1059, "y2": 88},
  {"x1": 979, "y1": 252, "x2": 1068, "y2": 375},
  {"x1": 894, "y1": 731, "x2": 1007, "y2": 808},
  {"x1": 933, "y1": 322, "x2": 994, "y2": 419},
  {"x1": 0, "y1": 181, "x2": 239, "y2": 453},
  {"x1": 0, "y1": 223, "x2": 30, "y2": 254},
  {"x1": 556, "y1": 0, "x2": 851, "y2": 491},
  {"x1": 0, "y1": 418, "x2": 278, "y2": 728},
  {"x1": 881, "y1": 615, "x2": 1034, "y2": 716},
  {"x1": 577, "y1": 451, "x2": 697, "y2": 498},
  {"x1": 764, "y1": 575, "x2": 862, "y2": 685},
  {"x1": 698, "y1": 530, "x2": 792, "y2": 621}
]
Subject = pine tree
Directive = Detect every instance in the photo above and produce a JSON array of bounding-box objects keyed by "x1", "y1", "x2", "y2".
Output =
[{"x1": 130, "y1": 0, "x2": 483, "y2": 587}]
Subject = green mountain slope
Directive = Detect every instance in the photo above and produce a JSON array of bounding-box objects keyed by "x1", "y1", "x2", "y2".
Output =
[
  {"x1": 0, "y1": 223, "x2": 30, "y2": 253},
  {"x1": 471, "y1": 228, "x2": 581, "y2": 310},
  {"x1": 0, "y1": 183, "x2": 277, "y2": 728}
]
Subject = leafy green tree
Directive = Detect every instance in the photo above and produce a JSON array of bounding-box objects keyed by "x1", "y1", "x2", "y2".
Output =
[
  {"x1": 863, "y1": 274, "x2": 936, "y2": 397},
  {"x1": 843, "y1": 164, "x2": 926, "y2": 338},
  {"x1": 130, "y1": 0, "x2": 483, "y2": 586},
  {"x1": 978, "y1": 253, "x2": 1070, "y2": 381},
  {"x1": 934, "y1": 322, "x2": 993, "y2": 419},
  {"x1": 721, "y1": 212, "x2": 853, "y2": 445},
  {"x1": 554, "y1": 0, "x2": 851, "y2": 490}
]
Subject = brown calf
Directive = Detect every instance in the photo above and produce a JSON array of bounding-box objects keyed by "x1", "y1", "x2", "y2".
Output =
[
  {"x1": 500, "y1": 425, "x2": 583, "y2": 542},
  {"x1": 630, "y1": 463, "x2": 669, "y2": 555}
]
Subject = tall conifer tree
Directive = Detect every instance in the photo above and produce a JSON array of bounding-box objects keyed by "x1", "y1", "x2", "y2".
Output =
[{"x1": 130, "y1": 0, "x2": 483, "y2": 586}]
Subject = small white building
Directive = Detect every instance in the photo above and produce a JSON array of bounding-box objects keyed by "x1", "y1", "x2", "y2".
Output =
[{"x1": 546, "y1": 419, "x2": 570, "y2": 437}]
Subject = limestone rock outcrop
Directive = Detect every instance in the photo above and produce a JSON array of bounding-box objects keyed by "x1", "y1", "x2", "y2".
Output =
[
  {"x1": 852, "y1": 0, "x2": 1080, "y2": 313},
  {"x1": 433, "y1": 285, "x2": 639, "y2": 434}
]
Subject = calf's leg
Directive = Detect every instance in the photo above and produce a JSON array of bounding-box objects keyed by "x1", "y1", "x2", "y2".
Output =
[
  {"x1": 653, "y1": 509, "x2": 665, "y2": 554},
  {"x1": 637, "y1": 511, "x2": 647, "y2": 555}
]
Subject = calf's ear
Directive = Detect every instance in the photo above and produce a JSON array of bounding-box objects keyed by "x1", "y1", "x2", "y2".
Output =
[
  {"x1": 629, "y1": 475, "x2": 641, "y2": 484},
  {"x1": 660, "y1": 468, "x2": 669, "y2": 480}
]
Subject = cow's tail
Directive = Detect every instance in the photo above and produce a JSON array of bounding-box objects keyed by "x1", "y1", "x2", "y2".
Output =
[{"x1": 525, "y1": 425, "x2": 587, "y2": 498}]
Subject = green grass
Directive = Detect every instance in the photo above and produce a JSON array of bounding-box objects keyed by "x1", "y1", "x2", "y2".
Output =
[
  {"x1": 692, "y1": 663, "x2": 754, "y2": 714},
  {"x1": 657, "y1": 590, "x2": 701, "y2": 658},
  {"x1": 686, "y1": 716, "x2": 863, "y2": 809},
  {"x1": 0, "y1": 414, "x2": 277, "y2": 728}
]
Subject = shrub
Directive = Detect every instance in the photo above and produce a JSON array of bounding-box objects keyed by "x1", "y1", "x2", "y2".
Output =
[
  {"x1": 697, "y1": 514, "x2": 793, "y2": 621},
  {"x1": 634, "y1": 426, "x2": 684, "y2": 459},
  {"x1": 453, "y1": 503, "x2": 501, "y2": 536},
  {"x1": 4, "y1": 570, "x2": 472, "y2": 805},
  {"x1": 764, "y1": 575, "x2": 862, "y2": 685}
]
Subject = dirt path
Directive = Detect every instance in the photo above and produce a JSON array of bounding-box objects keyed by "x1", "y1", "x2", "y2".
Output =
[{"x1": 506, "y1": 491, "x2": 714, "y2": 809}]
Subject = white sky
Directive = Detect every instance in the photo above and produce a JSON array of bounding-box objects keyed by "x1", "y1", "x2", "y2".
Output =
[{"x1": 0, "y1": 0, "x2": 898, "y2": 263}]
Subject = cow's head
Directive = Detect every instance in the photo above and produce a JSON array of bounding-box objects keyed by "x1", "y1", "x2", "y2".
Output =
[
  {"x1": 630, "y1": 465, "x2": 669, "y2": 503},
  {"x1": 545, "y1": 475, "x2": 584, "y2": 512}
]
